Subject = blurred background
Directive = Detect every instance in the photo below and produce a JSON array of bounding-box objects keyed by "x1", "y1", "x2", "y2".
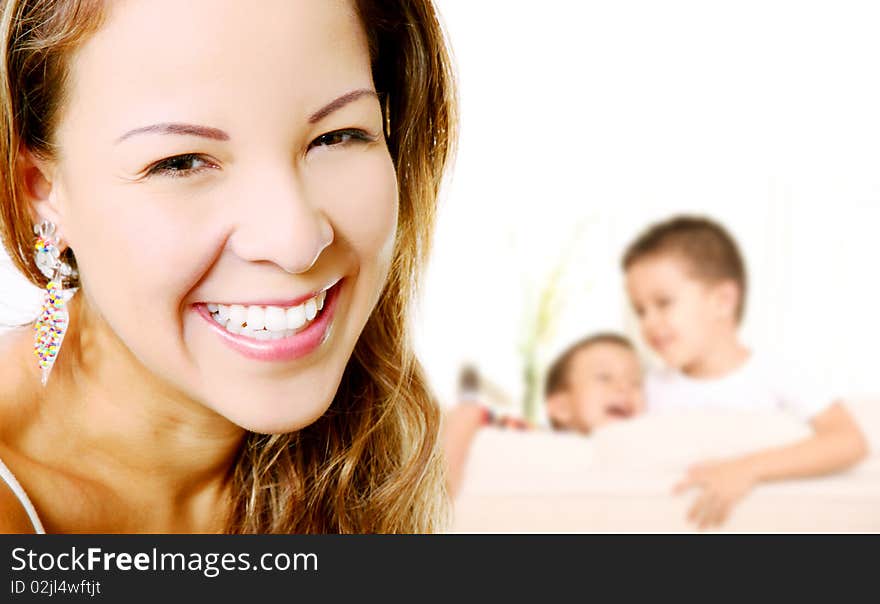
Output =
[{"x1": 416, "y1": 0, "x2": 880, "y2": 412}]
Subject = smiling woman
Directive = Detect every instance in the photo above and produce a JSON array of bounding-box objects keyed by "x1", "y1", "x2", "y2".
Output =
[{"x1": 0, "y1": 0, "x2": 456, "y2": 533}]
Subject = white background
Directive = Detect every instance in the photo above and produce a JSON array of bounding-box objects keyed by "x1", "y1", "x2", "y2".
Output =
[
  {"x1": 2, "y1": 1, "x2": 879, "y2": 410},
  {"x1": 416, "y1": 0, "x2": 880, "y2": 408}
]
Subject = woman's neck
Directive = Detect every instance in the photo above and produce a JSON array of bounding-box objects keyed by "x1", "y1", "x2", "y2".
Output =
[{"x1": 18, "y1": 296, "x2": 246, "y2": 525}]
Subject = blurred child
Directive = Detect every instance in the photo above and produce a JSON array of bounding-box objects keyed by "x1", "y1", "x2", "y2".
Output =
[
  {"x1": 444, "y1": 333, "x2": 644, "y2": 496},
  {"x1": 622, "y1": 215, "x2": 868, "y2": 529},
  {"x1": 544, "y1": 333, "x2": 644, "y2": 432}
]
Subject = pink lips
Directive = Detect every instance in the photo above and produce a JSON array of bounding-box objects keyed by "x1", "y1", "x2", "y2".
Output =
[{"x1": 194, "y1": 280, "x2": 342, "y2": 362}]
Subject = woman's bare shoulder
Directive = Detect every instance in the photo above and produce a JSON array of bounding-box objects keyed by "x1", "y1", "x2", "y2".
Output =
[
  {"x1": 0, "y1": 330, "x2": 46, "y2": 533},
  {"x1": 0, "y1": 479, "x2": 37, "y2": 534}
]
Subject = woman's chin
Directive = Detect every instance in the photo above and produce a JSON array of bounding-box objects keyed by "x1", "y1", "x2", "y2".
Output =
[
  {"x1": 201, "y1": 381, "x2": 340, "y2": 435},
  {"x1": 223, "y1": 401, "x2": 334, "y2": 435}
]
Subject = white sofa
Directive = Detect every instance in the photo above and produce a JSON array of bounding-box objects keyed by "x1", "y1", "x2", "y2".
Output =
[{"x1": 452, "y1": 398, "x2": 880, "y2": 532}]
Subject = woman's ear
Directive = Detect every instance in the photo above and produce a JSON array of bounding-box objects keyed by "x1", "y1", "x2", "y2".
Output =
[{"x1": 17, "y1": 148, "x2": 64, "y2": 236}]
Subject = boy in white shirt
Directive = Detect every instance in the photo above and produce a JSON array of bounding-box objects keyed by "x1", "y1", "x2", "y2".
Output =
[{"x1": 622, "y1": 215, "x2": 868, "y2": 529}]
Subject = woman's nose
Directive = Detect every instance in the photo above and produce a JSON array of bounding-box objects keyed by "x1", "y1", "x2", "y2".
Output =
[{"x1": 227, "y1": 168, "x2": 334, "y2": 274}]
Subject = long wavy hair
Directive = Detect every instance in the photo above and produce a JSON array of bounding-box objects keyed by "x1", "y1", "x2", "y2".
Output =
[{"x1": 0, "y1": 0, "x2": 457, "y2": 533}]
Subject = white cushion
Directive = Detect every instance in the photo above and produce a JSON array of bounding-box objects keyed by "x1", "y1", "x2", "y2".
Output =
[{"x1": 453, "y1": 399, "x2": 880, "y2": 532}]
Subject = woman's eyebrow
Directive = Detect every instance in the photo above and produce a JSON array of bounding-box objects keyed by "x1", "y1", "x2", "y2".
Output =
[
  {"x1": 114, "y1": 89, "x2": 376, "y2": 144},
  {"x1": 308, "y1": 88, "x2": 377, "y2": 124},
  {"x1": 115, "y1": 123, "x2": 230, "y2": 144}
]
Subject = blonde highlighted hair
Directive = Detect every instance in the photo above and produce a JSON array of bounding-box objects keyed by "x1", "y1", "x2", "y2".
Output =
[{"x1": 0, "y1": 0, "x2": 457, "y2": 533}]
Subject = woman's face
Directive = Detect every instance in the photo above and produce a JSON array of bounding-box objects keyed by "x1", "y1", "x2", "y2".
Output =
[{"x1": 45, "y1": 0, "x2": 398, "y2": 433}]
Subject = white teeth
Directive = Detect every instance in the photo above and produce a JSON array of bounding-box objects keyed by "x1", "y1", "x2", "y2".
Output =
[
  {"x1": 228, "y1": 305, "x2": 247, "y2": 328},
  {"x1": 206, "y1": 287, "x2": 331, "y2": 341},
  {"x1": 286, "y1": 304, "x2": 307, "y2": 330},
  {"x1": 264, "y1": 306, "x2": 287, "y2": 331},
  {"x1": 304, "y1": 299, "x2": 317, "y2": 321},
  {"x1": 246, "y1": 306, "x2": 265, "y2": 331},
  {"x1": 226, "y1": 321, "x2": 243, "y2": 335}
]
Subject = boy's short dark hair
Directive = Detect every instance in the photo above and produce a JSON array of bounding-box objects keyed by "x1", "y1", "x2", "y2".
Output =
[
  {"x1": 544, "y1": 333, "x2": 634, "y2": 398},
  {"x1": 621, "y1": 215, "x2": 748, "y2": 322}
]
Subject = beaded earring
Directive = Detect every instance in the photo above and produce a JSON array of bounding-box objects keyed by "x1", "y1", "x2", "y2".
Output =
[{"x1": 32, "y1": 220, "x2": 77, "y2": 386}]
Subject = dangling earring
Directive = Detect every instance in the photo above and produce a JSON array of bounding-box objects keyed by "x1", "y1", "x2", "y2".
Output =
[{"x1": 33, "y1": 220, "x2": 77, "y2": 386}]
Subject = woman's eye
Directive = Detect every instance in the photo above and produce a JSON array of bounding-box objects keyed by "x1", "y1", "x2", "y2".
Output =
[
  {"x1": 146, "y1": 154, "x2": 215, "y2": 178},
  {"x1": 309, "y1": 129, "x2": 373, "y2": 151}
]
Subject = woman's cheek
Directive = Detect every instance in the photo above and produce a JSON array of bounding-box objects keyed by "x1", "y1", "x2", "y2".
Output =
[
  {"x1": 65, "y1": 192, "x2": 198, "y2": 333},
  {"x1": 312, "y1": 149, "x2": 399, "y2": 262}
]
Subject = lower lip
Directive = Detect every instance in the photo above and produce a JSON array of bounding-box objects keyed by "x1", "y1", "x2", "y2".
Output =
[{"x1": 193, "y1": 281, "x2": 342, "y2": 362}]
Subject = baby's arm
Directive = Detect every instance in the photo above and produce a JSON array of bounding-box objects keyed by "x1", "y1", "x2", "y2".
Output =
[{"x1": 675, "y1": 401, "x2": 868, "y2": 529}]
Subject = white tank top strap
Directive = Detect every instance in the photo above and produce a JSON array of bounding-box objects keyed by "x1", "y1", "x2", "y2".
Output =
[{"x1": 0, "y1": 455, "x2": 46, "y2": 534}]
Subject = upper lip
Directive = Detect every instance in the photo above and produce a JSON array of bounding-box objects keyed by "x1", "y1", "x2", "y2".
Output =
[{"x1": 197, "y1": 277, "x2": 342, "y2": 308}]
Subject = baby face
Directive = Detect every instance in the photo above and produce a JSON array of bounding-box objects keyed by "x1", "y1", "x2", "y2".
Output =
[
  {"x1": 625, "y1": 253, "x2": 738, "y2": 374},
  {"x1": 39, "y1": 0, "x2": 398, "y2": 433},
  {"x1": 548, "y1": 343, "x2": 645, "y2": 433}
]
